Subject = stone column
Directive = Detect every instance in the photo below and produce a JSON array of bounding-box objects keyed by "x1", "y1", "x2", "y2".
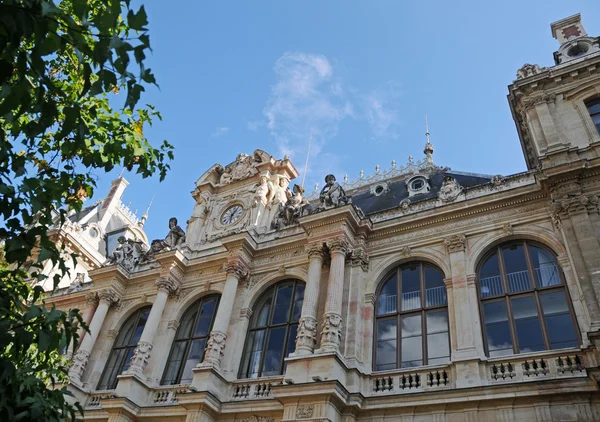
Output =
[
  {"x1": 319, "y1": 237, "x2": 349, "y2": 353},
  {"x1": 444, "y1": 235, "x2": 483, "y2": 361},
  {"x1": 76, "y1": 291, "x2": 99, "y2": 344},
  {"x1": 294, "y1": 243, "x2": 324, "y2": 355},
  {"x1": 69, "y1": 288, "x2": 120, "y2": 383},
  {"x1": 200, "y1": 260, "x2": 248, "y2": 369},
  {"x1": 125, "y1": 276, "x2": 180, "y2": 377}
]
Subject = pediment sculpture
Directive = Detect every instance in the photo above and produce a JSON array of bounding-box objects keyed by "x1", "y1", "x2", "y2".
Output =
[
  {"x1": 104, "y1": 235, "x2": 148, "y2": 271},
  {"x1": 319, "y1": 174, "x2": 349, "y2": 210},
  {"x1": 217, "y1": 153, "x2": 259, "y2": 185},
  {"x1": 271, "y1": 184, "x2": 313, "y2": 230},
  {"x1": 438, "y1": 176, "x2": 464, "y2": 203}
]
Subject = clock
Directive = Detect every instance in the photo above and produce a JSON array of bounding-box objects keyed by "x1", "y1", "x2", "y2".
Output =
[{"x1": 221, "y1": 205, "x2": 243, "y2": 225}]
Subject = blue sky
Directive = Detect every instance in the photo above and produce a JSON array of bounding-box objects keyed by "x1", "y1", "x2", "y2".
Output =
[{"x1": 89, "y1": 1, "x2": 600, "y2": 241}]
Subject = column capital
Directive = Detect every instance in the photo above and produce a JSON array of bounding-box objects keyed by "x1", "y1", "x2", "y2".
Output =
[
  {"x1": 348, "y1": 248, "x2": 369, "y2": 272},
  {"x1": 97, "y1": 287, "x2": 121, "y2": 308},
  {"x1": 156, "y1": 276, "x2": 181, "y2": 296},
  {"x1": 444, "y1": 234, "x2": 467, "y2": 254},
  {"x1": 551, "y1": 194, "x2": 599, "y2": 219},
  {"x1": 326, "y1": 237, "x2": 351, "y2": 255},
  {"x1": 85, "y1": 291, "x2": 99, "y2": 306},
  {"x1": 305, "y1": 242, "x2": 325, "y2": 260},
  {"x1": 223, "y1": 260, "x2": 249, "y2": 280}
]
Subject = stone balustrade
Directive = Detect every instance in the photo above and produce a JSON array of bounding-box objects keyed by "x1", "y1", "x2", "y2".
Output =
[
  {"x1": 151, "y1": 386, "x2": 189, "y2": 405},
  {"x1": 371, "y1": 365, "x2": 452, "y2": 395},
  {"x1": 230, "y1": 376, "x2": 283, "y2": 400}
]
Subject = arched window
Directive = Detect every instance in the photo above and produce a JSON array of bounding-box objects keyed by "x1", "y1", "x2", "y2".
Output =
[
  {"x1": 240, "y1": 280, "x2": 305, "y2": 379},
  {"x1": 478, "y1": 241, "x2": 580, "y2": 357},
  {"x1": 161, "y1": 295, "x2": 220, "y2": 385},
  {"x1": 97, "y1": 306, "x2": 151, "y2": 390},
  {"x1": 374, "y1": 262, "x2": 449, "y2": 371},
  {"x1": 587, "y1": 98, "x2": 600, "y2": 134}
]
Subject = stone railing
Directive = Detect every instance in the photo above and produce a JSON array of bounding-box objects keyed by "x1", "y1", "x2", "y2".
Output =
[
  {"x1": 85, "y1": 391, "x2": 117, "y2": 409},
  {"x1": 371, "y1": 366, "x2": 452, "y2": 395},
  {"x1": 487, "y1": 352, "x2": 586, "y2": 384},
  {"x1": 231, "y1": 377, "x2": 284, "y2": 400},
  {"x1": 151, "y1": 385, "x2": 190, "y2": 406}
]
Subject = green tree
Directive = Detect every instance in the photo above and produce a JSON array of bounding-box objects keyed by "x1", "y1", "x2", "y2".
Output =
[{"x1": 0, "y1": 0, "x2": 173, "y2": 420}]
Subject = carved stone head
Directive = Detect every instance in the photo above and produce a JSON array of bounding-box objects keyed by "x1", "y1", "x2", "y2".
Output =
[
  {"x1": 293, "y1": 184, "x2": 304, "y2": 195},
  {"x1": 325, "y1": 174, "x2": 336, "y2": 185},
  {"x1": 169, "y1": 217, "x2": 178, "y2": 228}
]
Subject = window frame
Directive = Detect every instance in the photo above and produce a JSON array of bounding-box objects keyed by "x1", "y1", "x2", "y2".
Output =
[
  {"x1": 373, "y1": 262, "x2": 450, "y2": 372},
  {"x1": 476, "y1": 240, "x2": 580, "y2": 357},
  {"x1": 160, "y1": 294, "x2": 221, "y2": 386},
  {"x1": 97, "y1": 306, "x2": 152, "y2": 390},
  {"x1": 586, "y1": 98, "x2": 600, "y2": 134},
  {"x1": 239, "y1": 279, "x2": 305, "y2": 379}
]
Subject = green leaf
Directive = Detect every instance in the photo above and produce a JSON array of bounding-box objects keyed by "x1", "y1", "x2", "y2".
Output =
[{"x1": 128, "y1": 6, "x2": 149, "y2": 31}]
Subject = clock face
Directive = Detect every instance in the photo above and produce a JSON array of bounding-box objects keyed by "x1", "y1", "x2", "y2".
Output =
[{"x1": 221, "y1": 205, "x2": 243, "y2": 225}]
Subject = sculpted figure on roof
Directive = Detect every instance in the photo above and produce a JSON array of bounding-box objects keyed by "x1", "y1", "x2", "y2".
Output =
[{"x1": 319, "y1": 174, "x2": 349, "y2": 210}]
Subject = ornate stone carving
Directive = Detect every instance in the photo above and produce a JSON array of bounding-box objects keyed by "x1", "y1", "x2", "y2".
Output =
[
  {"x1": 85, "y1": 291, "x2": 99, "y2": 306},
  {"x1": 167, "y1": 320, "x2": 180, "y2": 331},
  {"x1": 502, "y1": 223, "x2": 514, "y2": 235},
  {"x1": 522, "y1": 92, "x2": 556, "y2": 109},
  {"x1": 235, "y1": 417, "x2": 275, "y2": 422},
  {"x1": 251, "y1": 175, "x2": 274, "y2": 209},
  {"x1": 187, "y1": 191, "x2": 214, "y2": 243},
  {"x1": 349, "y1": 248, "x2": 369, "y2": 271},
  {"x1": 296, "y1": 405, "x2": 315, "y2": 419},
  {"x1": 223, "y1": 261, "x2": 249, "y2": 280},
  {"x1": 305, "y1": 243, "x2": 325, "y2": 260},
  {"x1": 550, "y1": 194, "x2": 599, "y2": 229},
  {"x1": 97, "y1": 288, "x2": 121, "y2": 307},
  {"x1": 516, "y1": 63, "x2": 543, "y2": 79},
  {"x1": 491, "y1": 175, "x2": 507, "y2": 188},
  {"x1": 399, "y1": 198, "x2": 412, "y2": 212},
  {"x1": 295, "y1": 317, "x2": 317, "y2": 351},
  {"x1": 326, "y1": 237, "x2": 350, "y2": 255},
  {"x1": 68, "y1": 349, "x2": 90, "y2": 380},
  {"x1": 126, "y1": 340, "x2": 152, "y2": 375},
  {"x1": 444, "y1": 234, "x2": 467, "y2": 254},
  {"x1": 320, "y1": 313, "x2": 343, "y2": 347},
  {"x1": 319, "y1": 174, "x2": 349, "y2": 210},
  {"x1": 201, "y1": 331, "x2": 227, "y2": 367},
  {"x1": 240, "y1": 308, "x2": 253, "y2": 320},
  {"x1": 438, "y1": 176, "x2": 464, "y2": 203},
  {"x1": 156, "y1": 276, "x2": 181, "y2": 296},
  {"x1": 217, "y1": 153, "x2": 259, "y2": 185},
  {"x1": 103, "y1": 236, "x2": 148, "y2": 271},
  {"x1": 399, "y1": 246, "x2": 411, "y2": 258},
  {"x1": 272, "y1": 184, "x2": 313, "y2": 230}
]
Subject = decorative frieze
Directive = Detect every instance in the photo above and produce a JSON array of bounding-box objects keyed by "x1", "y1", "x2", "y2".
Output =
[
  {"x1": 522, "y1": 92, "x2": 556, "y2": 109},
  {"x1": 296, "y1": 404, "x2": 315, "y2": 419},
  {"x1": 444, "y1": 234, "x2": 467, "y2": 254}
]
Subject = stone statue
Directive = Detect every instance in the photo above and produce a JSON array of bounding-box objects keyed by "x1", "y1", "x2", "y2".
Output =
[
  {"x1": 218, "y1": 153, "x2": 259, "y2": 185},
  {"x1": 187, "y1": 192, "x2": 213, "y2": 243},
  {"x1": 319, "y1": 174, "x2": 349, "y2": 209},
  {"x1": 251, "y1": 176, "x2": 274, "y2": 209},
  {"x1": 141, "y1": 217, "x2": 186, "y2": 261},
  {"x1": 271, "y1": 184, "x2": 313, "y2": 230},
  {"x1": 104, "y1": 235, "x2": 148, "y2": 271},
  {"x1": 219, "y1": 165, "x2": 233, "y2": 185},
  {"x1": 272, "y1": 176, "x2": 292, "y2": 207}
]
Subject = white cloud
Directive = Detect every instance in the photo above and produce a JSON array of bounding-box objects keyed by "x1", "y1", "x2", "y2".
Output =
[
  {"x1": 364, "y1": 81, "x2": 401, "y2": 139},
  {"x1": 211, "y1": 127, "x2": 230, "y2": 137}
]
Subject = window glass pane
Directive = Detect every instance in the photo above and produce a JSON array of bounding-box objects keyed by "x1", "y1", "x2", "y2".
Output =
[
  {"x1": 262, "y1": 327, "x2": 287, "y2": 376},
  {"x1": 120, "y1": 346, "x2": 136, "y2": 373},
  {"x1": 376, "y1": 319, "x2": 397, "y2": 371},
  {"x1": 162, "y1": 341, "x2": 187, "y2": 385},
  {"x1": 484, "y1": 301, "x2": 513, "y2": 356},
  {"x1": 193, "y1": 298, "x2": 217, "y2": 337},
  {"x1": 131, "y1": 308, "x2": 150, "y2": 345},
  {"x1": 401, "y1": 315, "x2": 422, "y2": 367},
  {"x1": 588, "y1": 100, "x2": 600, "y2": 114},
  {"x1": 255, "y1": 295, "x2": 272, "y2": 327},
  {"x1": 177, "y1": 308, "x2": 197, "y2": 339},
  {"x1": 242, "y1": 329, "x2": 267, "y2": 378},
  {"x1": 480, "y1": 252, "x2": 503, "y2": 297},
  {"x1": 512, "y1": 295, "x2": 545, "y2": 353},
  {"x1": 427, "y1": 332, "x2": 450, "y2": 361},
  {"x1": 378, "y1": 274, "x2": 397, "y2": 315},
  {"x1": 540, "y1": 291, "x2": 578, "y2": 349},
  {"x1": 115, "y1": 318, "x2": 136, "y2": 346},
  {"x1": 528, "y1": 246, "x2": 561, "y2": 287},
  {"x1": 291, "y1": 284, "x2": 305, "y2": 322},
  {"x1": 401, "y1": 266, "x2": 421, "y2": 311},
  {"x1": 426, "y1": 310, "x2": 448, "y2": 334},
  {"x1": 98, "y1": 348, "x2": 125, "y2": 390},
  {"x1": 180, "y1": 339, "x2": 206, "y2": 384},
  {"x1": 502, "y1": 244, "x2": 532, "y2": 293},
  {"x1": 286, "y1": 324, "x2": 298, "y2": 357},
  {"x1": 272, "y1": 284, "x2": 293, "y2": 324},
  {"x1": 424, "y1": 266, "x2": 446, "y2": 307}
]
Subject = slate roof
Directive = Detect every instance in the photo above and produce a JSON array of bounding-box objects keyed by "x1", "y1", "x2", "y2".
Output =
[{"x1": 351, "y1": 170, "x2": 493, "y2": 216}]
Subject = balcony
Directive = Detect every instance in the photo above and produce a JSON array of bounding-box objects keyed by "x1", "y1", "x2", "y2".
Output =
[
  {"x1": 370, "y1": 364, "x2": 453, "y2": 395},
  {"x1": 230, "y1": 376, "x2": 284, "y2": 400}
]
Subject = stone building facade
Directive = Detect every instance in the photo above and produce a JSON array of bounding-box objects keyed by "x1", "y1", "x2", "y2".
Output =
[{"x1": 49, "y1": 14, "x2": 600, "y2": 422}]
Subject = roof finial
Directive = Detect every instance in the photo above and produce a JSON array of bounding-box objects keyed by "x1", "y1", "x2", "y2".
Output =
[
  {"x1": 424, "y1": 114, "x2": 434, "y2": 165},
  {"x1": 138, "y1": 193, "x2": 155, "y2": 227}
]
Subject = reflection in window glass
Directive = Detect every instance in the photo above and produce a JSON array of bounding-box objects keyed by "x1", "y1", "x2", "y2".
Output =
[
  {"x1": 98, "y1": 307, "x2": 151, "y2": 390},
  {"x1": 478, "y1": 241, "x2": 579, "y2": 357},
  {"x1": 161, "y1": 296, "x2": 220, "y2": 385},
  {"x1": 587, "y1": 99, "x2": 600, "y2": 133},
  {"x1": 374, "y1": 262, "x2": 449, "y2": 371},
  {"x1": 240, "y1": 280, "x2": 305, "y2": 378}
]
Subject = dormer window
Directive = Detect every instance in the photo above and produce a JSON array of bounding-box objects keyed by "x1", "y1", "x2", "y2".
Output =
[
  {"x1": 406, "y1": 176, "x2": 430, "y2": 197},
  {"x1": 587, "y1": 99, "x2": 600, "y2": 134}
]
